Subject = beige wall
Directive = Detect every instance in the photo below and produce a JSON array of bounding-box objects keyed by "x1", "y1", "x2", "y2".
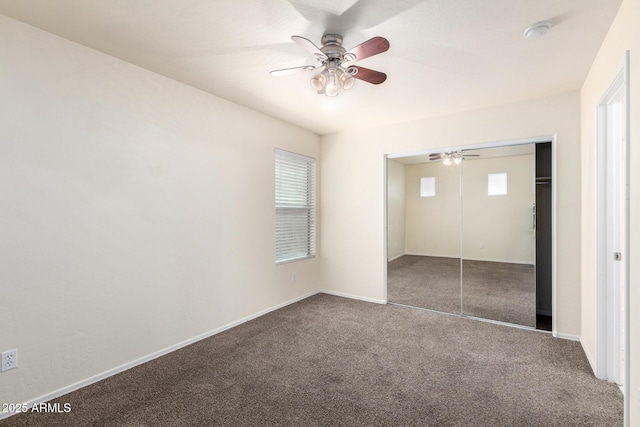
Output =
[
  {"x1": 321, "y1": 91, "x2": 581, "y2": 336},
  {"x1": 402, "y1": 154, "x2": 534, "y2": 264},
  {"x1": 0, "y1": 16, "x2": 320, "y2": 407},
  {"x1": 580, "y1": 0, "x2": 639, "y2": 423},
  {"x1": 386, "y1": 159, "x2": 406, "y2": 261},
  {"x1": 461, "y1": 155, "x2": 535, "y2": 264},
  {"x1": 404, "y1": 161, "x2": 460, "y2": 258}
]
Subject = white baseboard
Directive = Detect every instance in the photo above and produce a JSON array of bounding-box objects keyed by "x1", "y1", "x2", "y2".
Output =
[
  {"x1": 0, "y1": 290, "x2": 320, "y2": 422},
  {"x1": 461, "y1": 257, "x2": 534, "y2": 266},
  {"x1": 553, "y1": 331, "x2": 581, "y2": 342},
  {"x1": 387, "y1": 253, "x2": 405, "y2": 262},
  {"x1": 320, "y1": 290, "x2": 387, "y2": 305},
  {"x1": 403, "y1": 253, "x2": 533, "y2": 265},
  {"x1": 579, "y1": 337, "x2": 598, "y2": 375},
  {"x1": 404, "y1": 252, "x2": 460, "y2": 259}
]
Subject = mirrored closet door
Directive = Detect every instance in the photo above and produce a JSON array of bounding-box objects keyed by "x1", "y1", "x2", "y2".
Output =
[
  {"x1": 387, "y1": 142, "x2": 551, "y2": 329},
  {"x1": 387, "y1": 156, "x2": 461, "y2": 315},
  {"x1": 460, "y1": 145, "x2": 536, "y2": 327}
]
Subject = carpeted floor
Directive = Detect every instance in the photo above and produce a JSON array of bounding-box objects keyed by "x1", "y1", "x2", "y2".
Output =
[
  {"x1": 388, "y1": 255, "x2": 536, "y2": 327},
  {"x1": 462, "y1": 260, "x2": 536, "y2": 327},
  {"x1": 387, "y1": 255, "x2": 462, "y2": 315},
  {"x1": 2, "y1": 294, "x2": 622, "y2": 426}
]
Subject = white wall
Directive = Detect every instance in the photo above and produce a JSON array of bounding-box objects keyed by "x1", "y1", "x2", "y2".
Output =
[
  {"x1": 0, "y1": 15, "x2": 320, "y2": 408},
  {"x1": 580, "y1": 0, "x2": 639, "y2": 423},
  {"x1": 386, "y1": 159, "x2": 405, "y2": 261},
  {"x1": 320, "y1": 91, "x2": 581, "y2": 336}
]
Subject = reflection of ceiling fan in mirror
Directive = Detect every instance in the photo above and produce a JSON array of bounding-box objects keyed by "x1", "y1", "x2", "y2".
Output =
[
  {"x1": 429, "y1": 151, "x2": 479, "y2": 166},
  {"x1": 269, "y1": 34, "x2": 389, "y2": 97}
]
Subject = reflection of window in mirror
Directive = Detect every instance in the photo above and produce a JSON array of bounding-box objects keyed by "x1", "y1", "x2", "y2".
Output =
[
  {"x1": 420, "y1": 177, "x2": 435, "y2": 197},
  {"x1": 488, "y1": 173, "x2": 507, "y2": 196}
]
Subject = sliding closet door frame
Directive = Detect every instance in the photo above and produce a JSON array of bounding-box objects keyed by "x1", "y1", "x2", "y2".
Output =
[{"x1": 385, "y1": 135, "x2": 557, "y2": 334}]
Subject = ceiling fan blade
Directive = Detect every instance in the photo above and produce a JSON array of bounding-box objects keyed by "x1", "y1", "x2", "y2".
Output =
[
  {"x1": 463, "y1": 154, "x2": 480, "y2": 157},
  {"x1": 349, "y1": 66, "x2": 387, "y2": 85},
  {"x1": 269, "y1": 65, "x2": 317, "y2": 77},
  {"x1": 429, "y1": 153, "x2": 444, "y2": 160},
  {"x1": 343, "y1": 37, "x2": 390, "y2": 63},
  {"x1": 291, "y1": 36, "x2": 328, "y2": 61}
]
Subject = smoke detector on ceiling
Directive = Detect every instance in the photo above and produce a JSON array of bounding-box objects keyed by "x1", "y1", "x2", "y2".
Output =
[{"x1": 523, "y1": 21, "x2": 552, "y2": 40}]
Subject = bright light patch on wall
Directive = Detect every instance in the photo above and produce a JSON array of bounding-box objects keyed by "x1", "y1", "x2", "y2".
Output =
[
  {"x1": 420, "y1": 177, "x2": 435, "y2": 197},
  {"x1": 488, "y1": 173, "x2": 507, "y2": 196}
]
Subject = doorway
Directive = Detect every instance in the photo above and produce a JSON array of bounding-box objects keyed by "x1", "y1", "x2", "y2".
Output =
[{"x1": 596, "y1": 61, "x2": 629, "y2": 388}]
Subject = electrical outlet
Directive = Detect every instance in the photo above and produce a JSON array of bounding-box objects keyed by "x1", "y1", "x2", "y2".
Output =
[{"x1": 1, "y1": 349, "x2": 17, "y2": 372}]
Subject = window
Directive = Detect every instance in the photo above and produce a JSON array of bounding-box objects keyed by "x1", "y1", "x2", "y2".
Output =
[
  {"x1": 420, "y1": 177, "x2": 436, "y2": 197},
  {"x1": 275, "y1": 149, "x2": 316, "y2": 264},
  {"x1": 488, "y1": 173, "x2": 507, "y2": 196}
]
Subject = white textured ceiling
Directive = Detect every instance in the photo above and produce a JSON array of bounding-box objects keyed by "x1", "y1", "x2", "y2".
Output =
[{"x1": 0, "y1": 0, "x2": 622, "y2": 135}]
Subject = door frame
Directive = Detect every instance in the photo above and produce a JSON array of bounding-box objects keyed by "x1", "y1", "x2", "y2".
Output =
[{"x1": 595, "y1": 52, "x2": 630, "y2": 411}]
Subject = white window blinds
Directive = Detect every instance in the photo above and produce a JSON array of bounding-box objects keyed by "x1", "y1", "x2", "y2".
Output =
[{"x1": 275, "y1": 149, "x2": 316, "y2": 264}]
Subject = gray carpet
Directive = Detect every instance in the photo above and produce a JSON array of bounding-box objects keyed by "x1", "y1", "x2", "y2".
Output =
[
  {"x1": 462, "y1": 260, "x2": 536, "y2": 327},
  {"x1": 2, "y1": 294, "x2": 622, "y2": 426},
  {"x1": 387, "y1": 255, "x2": 462, "y2": 315},
  {"x1": 388, "y1": 256, "x2": 536, "y2": 327}
]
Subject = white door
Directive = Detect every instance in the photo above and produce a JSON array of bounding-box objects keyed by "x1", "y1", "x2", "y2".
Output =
[{"x1": 596, "y1": 63, "x2": 628, "y2": 388}]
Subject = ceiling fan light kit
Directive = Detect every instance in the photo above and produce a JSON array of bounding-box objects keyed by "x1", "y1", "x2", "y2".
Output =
[
  {"x1": 270, "y1": 33, "x2": 389, "y2": 97},
  {"x1": 310, "y1": 72, "x2": 325, "y2": 91},
  {"x1": 441, "y1": 152, "x2": 462, "y2": 166},
  {"x1": 316, "y1": 59, "x2": 342, "y2": 97},
  {"x1": 339, "y1": 70, "x2": 355, "y2": 90},
  {"x1": 430, "y1": 151, "x2": 477, "y2": 165}
]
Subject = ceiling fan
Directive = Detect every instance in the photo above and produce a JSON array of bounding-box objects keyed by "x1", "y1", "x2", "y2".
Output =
[
  {"x1": 270, "y1": 34, "x2": 389, "y2": 97},
  {"x1": 429, "y1": 151, "x2": 480, "y2": 166}
]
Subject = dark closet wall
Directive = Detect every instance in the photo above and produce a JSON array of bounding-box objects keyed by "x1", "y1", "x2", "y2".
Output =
[{"x1": 536, "y1": 142, "x2": 553, "y2": 323}]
